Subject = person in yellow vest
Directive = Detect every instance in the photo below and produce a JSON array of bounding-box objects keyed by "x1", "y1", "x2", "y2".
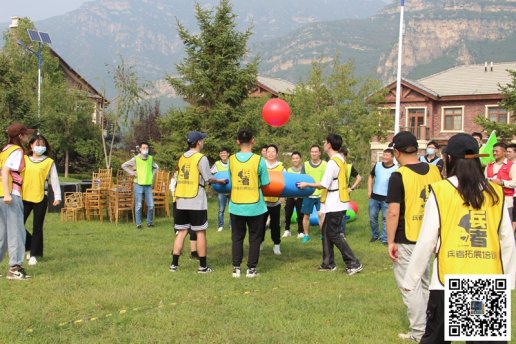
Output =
[
  {"x1": 297, "y1": 134, "x2": 363, "y2": 275},
  {"x1": 261, "y1": 144, "x2": 286, "y2": 255},
  {"x1": 282, "y1": 151, "x2": 304, "y2": 238},
  {"x1": 211, "y1": 147, "x2": 231, "y2": 232},
  {"x1": 170, "y1": 131, "x2": 226, "y2": 273},
  {"x1": 386, "y1": 131, "x2": 442, "y2": 342},
  {"x1": 338, "y1": 146, "x2": 362, "y2": 237},
  {"x1": 22, "y1": 134, "x2": 61, "y2": 266},
  {"x1": 0, "y1": 123, "x2": 33, "y2": 280},
  {"x1": 299, "y1": 145, "x2": 327, "y2": 243},
  {"x1": 402, "y1": 133, "x2": 516, "y2": 344},
  {"x1": 122, "y1": 141, "x2": 159, "y2": 229},
  {"x1": 229, "y1": 129, "x2": 270, "y2": 278}
]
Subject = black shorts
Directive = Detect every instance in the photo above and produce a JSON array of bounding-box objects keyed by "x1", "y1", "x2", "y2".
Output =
[{"x1": 174, "y1": 209, "x2": 208, "y2": 231}]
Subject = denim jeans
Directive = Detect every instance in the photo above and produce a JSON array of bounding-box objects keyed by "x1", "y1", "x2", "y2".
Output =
[
  {"x1": 0, "y1": 195, "x2": 26, "y2": 267},
  {"x1": 217, "y1": 193, "x2": 229, "y2": 228},
  {"x1": 134, "y1": 184, "x2": 154, "y2": 226},
  {"x1": 368, "y1": 198, "x2": 388, "y2": 242}
]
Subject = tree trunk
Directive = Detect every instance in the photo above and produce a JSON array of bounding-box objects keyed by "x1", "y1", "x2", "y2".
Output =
[{"x1": 64, "y1": 149, "x2": 69, "y2": 178}]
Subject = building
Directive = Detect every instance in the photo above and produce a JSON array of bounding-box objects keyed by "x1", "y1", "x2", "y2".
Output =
[
  {"x1": 249, "y1": 76, "x2": 295, "y2": 98},
  {"x1": 371, "y1": 61, "x2": 516, "y2": 161}
]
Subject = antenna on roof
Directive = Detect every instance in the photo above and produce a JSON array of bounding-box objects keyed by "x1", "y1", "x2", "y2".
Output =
[
  {"x1": 484, "y1": 62, "x2": 488, "y2": 72},
  {"x1": 490, "y1": 61, "x2": 493, "y2": 72}
]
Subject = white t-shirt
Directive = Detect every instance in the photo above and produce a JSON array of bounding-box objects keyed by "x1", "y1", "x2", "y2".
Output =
[
  {"x1": 319, "y1": 154, "x2": 347, "y2": 213},
  {"x1": 4, "y1": 149, "x2": 23, "y2": 196}
]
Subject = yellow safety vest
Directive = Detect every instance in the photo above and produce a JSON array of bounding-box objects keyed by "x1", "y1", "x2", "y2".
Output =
[
  {"x1": 22, "y1": 156, "x2": 54, "y2": 203},
  {"x1": 0, "y1": 145, "x2": 23, "y2": 197},
  {"x1": 433, "y1": 180, "x2": 504, "y2": 285},
  {"x1": 175, "y1": 152, "x2": 204, "y2": 199},
  {"x1": 229, "y1": 154, "x2": 261, "y2": 204},
  {"x1": 135, "y1": 155, "x2": 154, "y2": 186},
  {"x1": 304, "y1": 160, "x2": 327, "y2": 197},
  {"x1": 264, "y1": 162, "x2": 284, "y2": 203},
  {"x1": 215, "y1": 160, "x2": 229, "y2": 172},
  {"x1": 398, "y1": 164, "x2": 442, "y2": 242},
  {"x1": 321, "y1": 156, "x2": 349, "y2": 204}
]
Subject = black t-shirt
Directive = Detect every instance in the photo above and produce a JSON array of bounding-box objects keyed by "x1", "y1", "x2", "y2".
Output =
[{"x1": 386, "y1": 163, "x2": 430, "y2": 244}]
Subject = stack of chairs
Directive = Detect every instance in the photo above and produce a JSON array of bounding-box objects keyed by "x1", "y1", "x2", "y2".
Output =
[
  {"x1": 109, "y1": 170, "x2": 134, "y2": 224},
  {"x1": 60, "y1": 192, "x2": 84, "y2": 222},
  {"x1": 153, "y1": 170, "x2": 171, "y2": 218},
  {"x1": 84, "y1": 169, "x2": 112, "y2": 223}
]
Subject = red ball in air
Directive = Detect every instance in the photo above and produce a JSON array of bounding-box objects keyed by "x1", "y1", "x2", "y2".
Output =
[{"x1": 262, "y1": 98, "x2": 291, "y2": 127}]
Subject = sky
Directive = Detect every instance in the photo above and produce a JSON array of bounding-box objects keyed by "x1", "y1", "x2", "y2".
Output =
[{"x1": 1, "y1": 0, "x2": 91, "y2": 23}]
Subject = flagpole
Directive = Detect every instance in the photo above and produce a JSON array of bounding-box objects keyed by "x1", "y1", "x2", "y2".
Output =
[{"x1": 394, "y1": 0, "x2": 405, "y2": 134}]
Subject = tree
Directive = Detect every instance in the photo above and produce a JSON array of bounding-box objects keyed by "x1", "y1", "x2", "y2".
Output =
[{"x1": 163, "y1": 0, "x2": 258, "y2": 160}]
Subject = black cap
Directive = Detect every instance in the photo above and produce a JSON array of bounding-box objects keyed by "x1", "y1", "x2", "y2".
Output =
[
  {"x1": 389, "y1": 131, "x2": 418, "y2": 153},
  {"x1": 442, "y1": 133, "x2": 488, "y2": 159}
]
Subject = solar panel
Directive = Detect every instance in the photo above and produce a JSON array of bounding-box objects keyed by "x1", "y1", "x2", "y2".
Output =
[
  {"x1": 27, "y1": 30, "x2": 42, "y2": 42},
  {"x1": 39, "y1": 32, "x2": 52, "y2": 44}
]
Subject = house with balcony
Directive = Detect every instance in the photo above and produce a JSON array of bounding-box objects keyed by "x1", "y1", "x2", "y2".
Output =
[{"x1": 371, "y1": 61, "x2": 515, "y2": 161}]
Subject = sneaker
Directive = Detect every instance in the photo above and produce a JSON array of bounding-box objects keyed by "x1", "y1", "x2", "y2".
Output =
[
  {"x1": 398, "y1": 333, "x2": 418, "y2": 342},
  {"x1": 6, "y1": 266, "x2": 31, "y2": 280},
  {"x1": 26, "y1": 252, "x2": 30, "y2": 260},
  {"x1": 369, "y1": 237, "x2": 379, "y2": 243},
  {"x1": 217, "y1": 226, "x2": 224, "y2": 232},
  {"x1": 273, "y1": 244, "x2": 281, "y2": 255},
  {"x1": 147, "y1": 223, "x2": 154, "y2": 228},
  {"x1": 232, "y1": 267, "x2": 241, "y2": 278},
  {"x1": 282, "y1": 230, "x2": 291, "y2": 238},
  {"x1": 318, "y1": 265, "x2": 337, "y2": 272},
  {"x1": 169, "y1": 264, "x2": 178, "y2": 272},
  {"x1": 346, "y1": 264, "x2": 363, "y2": 276},
  {"x1": 301, "y1": 235, "x2": 311, "y2": 243},
  {"x1": 198, "y1": 266, "x2": 213, "y2": 274},
  {"x1": 296, "y1": 233, "x2": 305, "y2": 239},
  {"x1": 190, "y1": 252, "x2": 200, "y2": 260},
  {"x1": 246, "y1": 268, "x2": 258, "y2": 278},
  {"x1": 28, "y1": 256, "x2": 38, "y2": 266},
  {"x1": 136, "y1": 224, "x2": 142, "y2": 230}
]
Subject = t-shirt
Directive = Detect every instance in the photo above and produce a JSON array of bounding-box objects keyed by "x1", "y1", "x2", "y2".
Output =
[
  {"x1": 228, "y1": 152, "x2": 270, "y2": 217},
  {"x1": 386, "y1": 162, "x2": 430, "y2": 244},
  {"x1": 320, "y1": 154, "x2": 347, "y2": 213},
  {"x1": 176, "y1": 150, "x2": 213, "y2": 211}
]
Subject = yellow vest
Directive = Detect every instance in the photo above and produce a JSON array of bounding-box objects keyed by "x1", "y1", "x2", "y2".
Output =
[
  {"x1": 398, "y1": 164, "x2": 442, "y2": 242},
  {"x1": 433, "y1": 180, "x2": 504, "y2": 285},
  {"x1": 22, "y1": 156, "x2": 54, "y2": 203},
  {"x1": 304, "y1": 160, "x2": 327, "y2": 197},
  {"x1": 264, "y1": 162, "x2": 284, "y2": 203},
  {"x1": 175, "y1": 152, "x2": 204, "y2": 199},
  {"x1": 229, "y1": 154, "x2": 261, "y2": 204},
  {"x1": 0, "y1": 145, "x2": 23, "y2": 197},
  {"x1": 215, "y1": 160, "x2": 229, "y2": 172},
  {"x1": 321, "y1": 156, "x2": 349, "y2": 204},
  {"x1": 135, "y1": 155, "x2": 154, "y2": 186}
]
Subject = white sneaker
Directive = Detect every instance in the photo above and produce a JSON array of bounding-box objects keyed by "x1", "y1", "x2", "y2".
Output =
[
  {"x1": 26, "y1": 252, "x2": 30, "y2": 260},
  {"x1": 297, "y1": 233, "x2": 305, "y2": 239},
  {"x1": 28, "y1": 256, "x2": 38, "y2": 266},
  {"x1": 232, "y1": 267, "x2": 241, "y2": 278},
  {"x1": 217, "y1": 227, "x2": 224, "y2": 232},
  {"x1": 398, "y1": 333, "x2": 418, "y2": 342},
  {"x1": 273, "y1": 244, "x2": 281, "y2": 255},
  {"x1": 282, "y1": 230, "x2": 291, "y2": 238}
]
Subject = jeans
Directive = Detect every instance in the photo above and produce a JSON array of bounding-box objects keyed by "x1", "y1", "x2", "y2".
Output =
[
  {"x1": 134, "y1": 184, "x2": 154, "y2": 226},
  {"x1": 217, "y1": 193, "x2": 229, "y2": 228},
  {"x1": 0, "y1": 195, "x2": 26, "y2": 267},
  {"x1": 24, "y1": 196, "x2": 48, "y2": 257},
  {"x1": 368, "y1": 198, "x2": 388, "y2": 242}
]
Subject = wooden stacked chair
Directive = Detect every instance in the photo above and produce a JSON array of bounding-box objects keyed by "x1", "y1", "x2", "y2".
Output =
[
  {"x1": 153, "y1": 170, "x2": 171, "y2": 218},
  {"x1": 84, "y1": 169, "x2": 112, "y2": 223},
  {"x1": 60, "y1": 192, "x2": 84, "y2": 222},
  {"x1": 109, "y1": 169, "x2": 134, "y2": 224}
]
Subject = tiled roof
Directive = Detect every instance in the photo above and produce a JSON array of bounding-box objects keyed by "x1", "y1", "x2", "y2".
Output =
[{"x1": 257, "y1": 76, "x2": 295, "y2": 95}]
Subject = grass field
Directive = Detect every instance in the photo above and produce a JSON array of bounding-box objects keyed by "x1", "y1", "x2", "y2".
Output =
[{"x1": 0, "y1": 189, "x2": 514, "y2": 343}]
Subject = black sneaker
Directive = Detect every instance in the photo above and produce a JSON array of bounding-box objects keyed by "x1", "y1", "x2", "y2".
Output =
[
  {"x1": 318, "y1": 265, "x2": 337, "y2": 272},
  {"x1": 147, "y1": 223, "x2": 154, "y2": 228},
  {"x1": 369, "y1": 237, "x2": 379, "y2": 243},
  {"x1": 169, "y1": 264, "x2": 178, "y2": 272},
  {"x1": 346, "y1": 264, "x2": 363, "y2": 276},
  {"x1": 198, "y1": 266, "x2": 213, "y2": 274},
  {"x1": 6, "y1": 266, "x2": 31, "y2": 280}
]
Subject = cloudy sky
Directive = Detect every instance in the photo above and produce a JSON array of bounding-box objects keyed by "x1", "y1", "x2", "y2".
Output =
[{"x1": 2, "y1": 0, "x2": 90, "y2": 23}]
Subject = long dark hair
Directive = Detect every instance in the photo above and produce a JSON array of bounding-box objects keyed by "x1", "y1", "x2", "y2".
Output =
[
  {"x1": 28, "y1": 134, "x2": 51, "y2": 157},
  {"x1": 445, "y1": 155, "x2": 499, "y2": 209}
]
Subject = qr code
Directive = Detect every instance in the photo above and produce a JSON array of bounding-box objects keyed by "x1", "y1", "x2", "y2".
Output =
[{"x1": 445, "y1": 274, "x2": 511, "y2": 341}]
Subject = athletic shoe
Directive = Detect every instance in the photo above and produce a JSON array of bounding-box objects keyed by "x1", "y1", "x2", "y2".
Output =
[
  {"x1": 198, "y1": 266, "x2": 213, "y2": 274},
  {"x1": 318, "y1": 265, "x2": 337, "y2": 272},
  {"x1": 28, "y1": 256, "x2": 38, "y2": 266},
  {"x1": 346, "y1": 264, "x2": 363, "y2": 276},
  {"x1": 190, "y1": 252, "x2": 199, "y2": 260},
  {"x1": 296, "y1": 233, "x2": 305, "y2": 239},
  {"x1": 273, "y1": 244, "x2": 281, "y2": 255},
  {"x1": 136, "y1": 224, "x2": 142, "y2": 230},
  {"x1": 381, "y1": 241, "x2": 388, "y2": 245},
  {"x1": 169, "y1": 264, "x2": 178, "y2": 272},
  {"x1": 217, "y1": 226, "x2": 224, "y2": 232},
  {"x1": 147, "y1": 223, "x2": 154, "y2": 228},
  {"x1": 282, "y1": 230, "x2": 291, "y2": 238},
  {"x1": 398, "y1": 333, "x2": 418, "y2": 342},
  {"x1": 26, "y1": 252, "x2": 30, "y2": 260},
  {"x1": 246, "y1": 268, "x2": 258, "y2": 278},
  {"x1": 369, "y1": 237, "x2": 379, "y2": 243},
  {"x1": 301, "y1": 235, "x2": 311, "y2": 243},
  {"x1": 232, "y1": 267, "x2": 241, "y2": 278},
  {"x1": 6, "y1": 266, "x2": 31, "y2": 280}
]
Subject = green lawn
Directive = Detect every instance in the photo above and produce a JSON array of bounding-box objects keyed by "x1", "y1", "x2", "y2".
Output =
[{"x1": 0, "y1": 189, "x2": 513, "y2": 343}]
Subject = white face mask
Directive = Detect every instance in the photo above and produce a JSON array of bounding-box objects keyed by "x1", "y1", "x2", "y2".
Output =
[
  {"x1": 426, "y1": 148, "x2": 435, "y2": 155},
  {"x1": 141, "y1": 149, "x2": 149, "y2": 156},
  {"x1": 33, "y1": 146, "x2": 47, "y2": 156}
]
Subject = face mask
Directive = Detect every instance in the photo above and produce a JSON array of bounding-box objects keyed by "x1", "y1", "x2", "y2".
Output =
[
  {"x1": 426, "y1": 148, "x2": 435, "y2": 155},
  {"x1": 33, "y1": 146, "x2": 47, "y2": 156},
  {"x1": 141, "y1": 150, "x2": 149, "y2": 156}
]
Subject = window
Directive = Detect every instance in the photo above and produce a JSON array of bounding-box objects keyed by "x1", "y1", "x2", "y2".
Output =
[
  {"x1": 443, "y1": 107, "x2": 463, "y2": 131},
  {"x1": 487, "y1": 106, "x2": 508, "y2": 124},
  {"x1": 408, "y1": 108, "x2": 426, "y2": 128}
]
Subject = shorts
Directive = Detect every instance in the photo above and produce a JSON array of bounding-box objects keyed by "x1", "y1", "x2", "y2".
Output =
[
  {"x1": 301, "y1": 197, "x2": 321, "y2": 215},
  {"x1": 174, "y1": 209, "x2": 208, "y2": 231}
]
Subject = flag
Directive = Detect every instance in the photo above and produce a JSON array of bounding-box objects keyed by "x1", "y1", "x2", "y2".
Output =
[{"x1": 479, "y1": 130, "x2": 497, "y2": 166}]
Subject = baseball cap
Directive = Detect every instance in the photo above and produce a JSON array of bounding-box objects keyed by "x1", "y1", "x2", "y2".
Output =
[
  {"x1": 442, "y1": 133, "x2": 488, "y2": 159},
  {"x1": 389, "y1": 131, "x2": 418, "y2": 153},
  {"x1": 7, "y1": 123, "x2": 35, "y2": 138},
  {"x1": 187, "y1": 131, "x2": 207, "y2": 144}
]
